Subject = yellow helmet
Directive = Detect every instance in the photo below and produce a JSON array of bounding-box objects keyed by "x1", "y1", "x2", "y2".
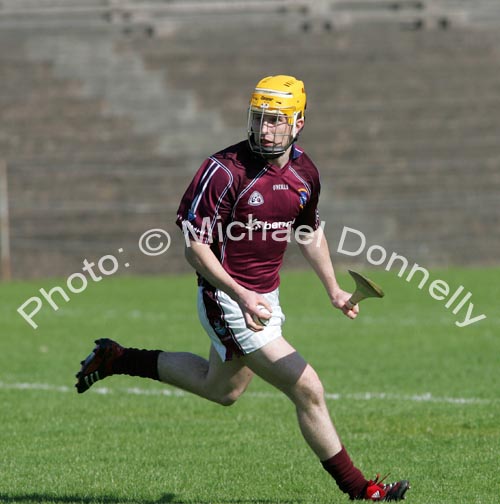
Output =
[
  {"x1": 250, "y1": 75, "x2": 306, "y2": 122},
  {"x1": 247, "y1": 75, "x2": 307, "y2": 158}
]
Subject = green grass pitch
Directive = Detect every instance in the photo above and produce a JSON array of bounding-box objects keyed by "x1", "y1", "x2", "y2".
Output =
[{"x1": 0, "y1": 267, "x2": 499, "y2": 503}]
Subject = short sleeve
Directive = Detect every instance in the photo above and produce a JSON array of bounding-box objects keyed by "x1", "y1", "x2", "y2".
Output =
[
  {"x1": 176, "y1": 158, "x2": 235, "y2": 244},
  {"x1": 293, "y1": 178, "x2": 321, "y2": 231}
]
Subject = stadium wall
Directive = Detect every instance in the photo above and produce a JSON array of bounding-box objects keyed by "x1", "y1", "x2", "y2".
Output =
[{"x1": 1, "y1": 4, "x2": 499, "y2": 280}]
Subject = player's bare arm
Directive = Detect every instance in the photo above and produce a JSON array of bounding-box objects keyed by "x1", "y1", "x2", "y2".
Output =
[
  {"x1": 297, "y1": 227, "x2": 359, "y2": 319},
  {"x1": 184, "y1": 240, "x2": 272, "y2": 331}
]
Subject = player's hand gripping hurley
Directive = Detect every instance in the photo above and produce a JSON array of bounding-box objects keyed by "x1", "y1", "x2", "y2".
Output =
[{"x1": 345, "y1": 270, "x2": 385, "y2": 310}]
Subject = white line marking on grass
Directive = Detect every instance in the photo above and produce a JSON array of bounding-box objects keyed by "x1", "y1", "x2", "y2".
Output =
[
  {"x1": 0, "y1": 381, "x2": 497, "y2": 405},
  {"x1": 324, "y1": 391, "x2": 497, "y2": 405},
  {"x1": 0, "y1": 381, "x2": 71, "y2": 393}
]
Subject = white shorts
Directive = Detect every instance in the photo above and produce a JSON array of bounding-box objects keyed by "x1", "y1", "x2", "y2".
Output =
[{"x1": 197, "y1": 286, "x2": 285, "y2": 361}]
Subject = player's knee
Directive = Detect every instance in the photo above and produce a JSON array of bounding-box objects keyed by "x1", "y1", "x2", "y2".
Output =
[
  {"x1": 218, "y1": 395, "x2": 237, "y2": 407},
  {"x1": 213, "y1": 388, "x2": 243, "y2": 407},
  {"x1": 294, "y1": 366, "x2": 325, "y2": 408}
]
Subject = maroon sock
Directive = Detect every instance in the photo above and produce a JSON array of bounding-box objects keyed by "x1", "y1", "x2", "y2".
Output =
[
  {"x1": 111, "y1": 348, "x2": 162, "y2": 380},
  {"x1": 321, "y1": 446, "x2": 368, "y2": 499}
]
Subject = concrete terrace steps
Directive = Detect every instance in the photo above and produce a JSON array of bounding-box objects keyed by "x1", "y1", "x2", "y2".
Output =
[
  {"x1": 144, "y1": 70, "x2": 500, "y2": 110},
  {"x1": 3, "y1": 118, "x2": 141, "y2": 141},
  {"x1": 150, "y1": 65, "x2": 500, "y2": 101},
  {"x1": 2, "y1": 17, "x2": 500, "y2": 277},
  {"x1": 322, "y1": 159, "x2": 500, "y2": 184},
  {"x1": 358, "y1": 216, "x2": 500, "y2": 255},
  {"x1": 319, "y1": 180, "x2": 499, "y2": 201},
  {"x1": 326, "y1": 208, "x2": 500, "y2": 236},
  {"x1": 9, "y1": 162, "x2": 191, "y2": 206},
  {"x1": 314, "y1": 109, "x2": 500, "y2": 128},
  {"x1": 0, "y1": 83, "x2": 84, "y2": 102},
  {"x1": 144, "y1": 43, "x2": 500, "y2": 67},
  {"x1": 19, "y1": 27, "x2": 230, "y2": 159},
  {"x1": 312, "y1": 128, "x2": 500, "y2": 148},
  {"x1": 0, "y1": 60, "x2": 57, "y2": 78},
  {"x1": 0, "y1": 0, "x2": 109, "y2": 9},
  {"x1": 137, "y1": 22, "x2": 500, "y2": 55},
  {"x1": 322, "y1": 99, "x2": 500, "y2": 116},
  {"x1": 4, "y1": 149, "x2": 166, "y2": 164},
  {"x1": 0, "y1": 138, "x2": 158, "y2": 159},
  {"x1": 13, "y1": 213, "x2": 177, "y2": 240},
  {"x1": 0, "y1": 99, "x2": 108, "y2": 121},
  {"x1": 312, "y1": 76, "x2": 500, "y2": 96},
  {"x1": 139, "y1": 22, "x2": 500, "y2": 54},
  {"x1": 321, "y1": 156, "x2": 500, "y2": 175},
  {"x1": 135, "y1": 31, "x2": 500, "y2": 135},
  {"x1": 0, "y1": 72, "x2": 82, "y2": 96},
  {"x1": 0, "y1": 32, "x2": 164, "y2": 163},
  {"x1": 0, "y1": 142, "x2": 161, "y2": 167},
  {"x1": 321, "y1": 177, "x2": 500, "y2": 198},
  {"x1": 316, "y1": 119, "x2": 500, "y2": 143},
  {"x1": 8, "y1": 157, "x2": 186, "y2": 277},
  {"x1": 9, "y1": 158, "x2": 498, "y2": 207},
  {"x1": 313, "y1": 146, "x2": 500, "y2": 167}
]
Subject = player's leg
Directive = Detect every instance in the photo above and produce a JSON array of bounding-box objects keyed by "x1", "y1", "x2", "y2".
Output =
[
  {"x1": 241, "y1": 336, "x2": 341, "y2": 459},
  {"x1": 242, "y1": 337, "x2": 410, "y2": 501},
  {"x1": 75, "y1": 339, "x2": 253, "y2": 406},
  {"x1": 157, "y1": 344, "x2": 254, "y2": 406}
]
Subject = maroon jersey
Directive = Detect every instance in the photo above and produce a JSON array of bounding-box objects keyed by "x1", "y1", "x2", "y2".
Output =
[{"x1": 176, "y1": 140, "x2": 321, "y2": 293}]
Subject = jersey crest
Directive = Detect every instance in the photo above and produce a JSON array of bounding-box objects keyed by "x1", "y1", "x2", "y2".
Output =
[{"x1": 248, "y1": 190, "x2": 265, "y2": 206}]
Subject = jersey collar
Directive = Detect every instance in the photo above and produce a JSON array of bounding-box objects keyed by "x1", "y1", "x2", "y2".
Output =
[{"x1": 291, "y1": 144, "x2": 304, "y2": 160}]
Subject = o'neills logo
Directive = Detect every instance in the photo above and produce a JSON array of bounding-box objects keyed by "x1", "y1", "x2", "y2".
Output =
[{"x1": 273, "y1": 184, "x2": 289, "y2": 191}]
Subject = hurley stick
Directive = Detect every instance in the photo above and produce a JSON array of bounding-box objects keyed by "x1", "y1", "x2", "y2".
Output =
[{"x1": 345, "y1": 270, "x2": 385, "y2": 309}]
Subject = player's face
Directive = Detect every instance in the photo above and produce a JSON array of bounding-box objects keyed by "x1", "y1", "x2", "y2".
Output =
[
  {"x1": 251, "y1": 112, "x2": 292, "y2": 150},
  {"x1": 247, "y1": 108, "x2": 305, "y2": 159}
]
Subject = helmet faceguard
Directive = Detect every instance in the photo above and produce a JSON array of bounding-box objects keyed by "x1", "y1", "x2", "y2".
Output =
[{"x1": 247, "y1": 75, "x2": 307, "y2": 159}]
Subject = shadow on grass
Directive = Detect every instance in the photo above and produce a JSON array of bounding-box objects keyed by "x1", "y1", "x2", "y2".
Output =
[
  {"x1": 0, "y1": 494, "x2": 305, "y2": 504},
  {"x1": 0, "y1": 494, "x2": 176, "y2": 504}
]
